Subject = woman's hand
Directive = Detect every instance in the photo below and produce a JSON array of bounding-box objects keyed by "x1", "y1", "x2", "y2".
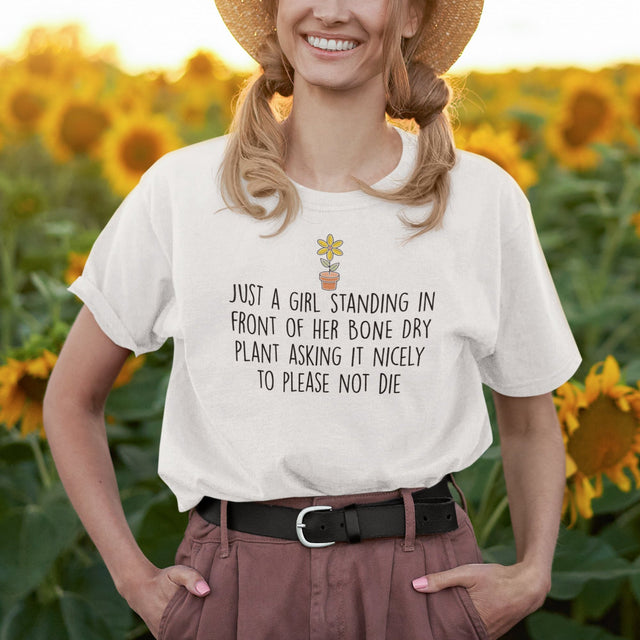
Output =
[
  {"x1": 412, "y1": 561, "x2": 550, "y2": 639},
  {"x1": 119, "y1": 564, "x2": 211, "y2": 639}
]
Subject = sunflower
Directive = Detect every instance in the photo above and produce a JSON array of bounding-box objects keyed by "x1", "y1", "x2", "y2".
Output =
[
  {"x1": 456, "y1": 122, "x2": 538, "y2": 192},
  {"x1": 64, "y1": 251, "x2": 88, "y2": 285},
  {"x1": 0, "y1": 348, "x2": 145, "y2": 439},
  {"x1": 0, "y1": 72, "x2": 51, "y2": 134},
  {"x1": 41, "y1": 92, "x2": 111, "y2": 162},
  {"x1": 99, "y1": 112, "x2": 182, "y2": 196},
  {"x1": 317, "y1": 234, "x2": 344, "y2": 261},
  {"x1": 179, "y1": 50, "x2": 233, "y2": 85},
  {"x1": 554, "y1": 355, "x2": 640, "y2": 527},
  {"x1": 545, "y1": 71, "x2": 619, "y2": 170},
  {"x1": 0, "y1": 350, "x2": 58, "y2": 438}
]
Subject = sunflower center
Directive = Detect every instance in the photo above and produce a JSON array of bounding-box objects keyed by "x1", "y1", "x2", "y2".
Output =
[
  {"x1": 562, "y1": 91, "x2": 608, "y2": 147},
  {"x1": 18, "y1": 374, "x2": 48, "y2": 403},
  {"x1": 12, "y1": 90, "x2": 45, "y2": 125},
  {"x1": 567, "y1": 395, "x2": 637, "y2": 476},
  {"x1": 119, "y1": 130, "x2": 161, "y2": 173},
  {"x1": 187, "y1": 53, "x2": 214, "y2": 77},
  {"x1": 60, "y1": 104, "x2": 109, "y2": 153}
]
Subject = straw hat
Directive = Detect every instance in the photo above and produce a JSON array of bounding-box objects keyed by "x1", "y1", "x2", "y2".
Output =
[{"x1": 214, "y1": 0, "x2": 484, "y2": 76}]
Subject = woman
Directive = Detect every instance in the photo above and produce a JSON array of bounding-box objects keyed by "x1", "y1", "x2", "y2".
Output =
[{"x1": 43, "y1": 0, "x2": 582, "y2": 638}]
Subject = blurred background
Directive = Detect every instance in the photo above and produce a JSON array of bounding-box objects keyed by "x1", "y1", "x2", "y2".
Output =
[{"x1": 0, "y1": 1, "x2": 639, "y2": 639}]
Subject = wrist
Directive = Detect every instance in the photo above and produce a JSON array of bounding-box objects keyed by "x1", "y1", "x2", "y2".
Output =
[
  {"x1": 515, "y1": 560, "x2": 552, "y2": 607},
  {"x1": 112, "y1": 557, "x2": 158, "y2": 600}
]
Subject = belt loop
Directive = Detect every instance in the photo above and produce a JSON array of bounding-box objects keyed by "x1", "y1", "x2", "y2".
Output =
[
  {"x1": 400, "y1": 488, "x2": 416, "y2": 552},
  {"x1": 220, "y1": 499, "x2": 230, "y2": 558},
  {"x1": 448, "y1": 473, "x2": 468, "y2": 513}
]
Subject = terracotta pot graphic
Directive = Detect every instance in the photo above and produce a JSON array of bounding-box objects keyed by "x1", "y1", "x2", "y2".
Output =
[{"x1": 319, "y1": 271, "x2": 340, "y2": 290}]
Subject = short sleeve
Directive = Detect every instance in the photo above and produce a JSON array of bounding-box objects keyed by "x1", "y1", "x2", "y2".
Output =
[
  {"x1": 474, "y1": 181, "x2": 582, "y2": 396},
  {"x1": 67, "y1": 172, "x2": 176, "y2": 358}
]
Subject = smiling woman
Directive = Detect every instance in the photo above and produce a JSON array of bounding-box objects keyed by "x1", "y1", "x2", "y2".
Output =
[{"x1": 45, "y1": 1, "x2": 583, "y2": 639}]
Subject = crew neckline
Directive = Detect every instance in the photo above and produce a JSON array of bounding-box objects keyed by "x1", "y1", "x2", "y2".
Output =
[{"x1": 287, "y1": 125, "x2": 416, "y2": 211}]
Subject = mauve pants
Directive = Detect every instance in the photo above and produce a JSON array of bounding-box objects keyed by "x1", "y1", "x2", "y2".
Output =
[{"x1": 157, "y1": 485, "x2": 489, "y2": 640}]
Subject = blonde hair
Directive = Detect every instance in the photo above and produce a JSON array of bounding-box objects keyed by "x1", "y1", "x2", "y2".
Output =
[{"x1": 218, "y1": 0, "x2": 460, "y2": 243}]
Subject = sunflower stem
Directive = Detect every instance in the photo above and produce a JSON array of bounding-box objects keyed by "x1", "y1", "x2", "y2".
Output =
[
  {"x1": 477, "y1": 495, "x2": 509, "y2": 548},
  {"x1": 475, "y1": 459, "x2": 503, "y2": 528},
  {"x1": 28, "y1": 433, "x2": 52, "y2": 489}
]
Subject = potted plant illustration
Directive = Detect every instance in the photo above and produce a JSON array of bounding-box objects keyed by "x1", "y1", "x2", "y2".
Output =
[{"x1": 317, "y1": 233, "x2": 343, "y2": 290}]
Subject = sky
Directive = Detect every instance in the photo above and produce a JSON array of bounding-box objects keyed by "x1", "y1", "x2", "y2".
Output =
[{"x1": 1, "y1": 0, "x2": 639, "y2": 75}]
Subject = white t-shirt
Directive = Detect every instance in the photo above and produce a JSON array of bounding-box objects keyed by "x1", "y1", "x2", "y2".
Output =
[{"x1": 67, "y1": 125, "x2": 582, "y2": 509}]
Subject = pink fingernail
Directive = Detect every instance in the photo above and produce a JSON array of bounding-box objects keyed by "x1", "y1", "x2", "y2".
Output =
[
  {"x1": 195, "y1": 580, "x2": 210, "y2": 595},
  {"x1": 413, "y1": 576, "x2": 428, "y2": 590}
]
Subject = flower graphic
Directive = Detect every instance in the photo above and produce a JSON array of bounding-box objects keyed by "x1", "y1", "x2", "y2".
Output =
[{"x1": 316, "y1": 233, "x2": 344, "y2": 290}]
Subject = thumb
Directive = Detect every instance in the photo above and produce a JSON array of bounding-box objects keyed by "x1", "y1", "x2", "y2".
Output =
[
  {"x1": 412, "y1": 566, "x2": 473, "y2": 593},
  {"x1": 166, "y1": 565, "x2": 211, "y2": 597}
]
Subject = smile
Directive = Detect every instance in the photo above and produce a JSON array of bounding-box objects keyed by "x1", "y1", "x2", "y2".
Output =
[{"x1": 305, "y1": 35, "x2": 360, "y2": 52}]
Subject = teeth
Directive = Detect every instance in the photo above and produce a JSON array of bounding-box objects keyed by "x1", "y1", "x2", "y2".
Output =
[{"x1": 306, "y1": 35, "x2": 358, "y2": 51}]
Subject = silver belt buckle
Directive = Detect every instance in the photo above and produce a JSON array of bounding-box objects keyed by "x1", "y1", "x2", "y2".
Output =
[{"x1": 296, "y1": 505, "x2": 335, "y2": 548}]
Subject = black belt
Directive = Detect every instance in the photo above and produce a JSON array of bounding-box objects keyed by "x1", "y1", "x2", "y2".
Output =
[{"x1": 195, "y1": 474, "x2": 459, "y2": 548}]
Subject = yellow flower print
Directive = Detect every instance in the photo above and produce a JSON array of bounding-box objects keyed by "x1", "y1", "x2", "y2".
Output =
[{"x1": 317, "y1": 234, "x2": 344, "y2": 262}]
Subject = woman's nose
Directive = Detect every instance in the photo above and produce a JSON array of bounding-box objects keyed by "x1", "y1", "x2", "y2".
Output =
[{"x1": 312, "y1": 0, "x2": 351, "y2": 24}]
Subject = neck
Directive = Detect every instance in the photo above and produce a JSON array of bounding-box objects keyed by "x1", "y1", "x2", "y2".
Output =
[{"x1": 281, "y1": 75, "x2": 402, "y2": 192}]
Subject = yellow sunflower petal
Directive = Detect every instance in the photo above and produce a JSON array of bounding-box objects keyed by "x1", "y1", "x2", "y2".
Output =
[
  {"x1": 317, "y1": 247, "x2": 328, "y2": 255},
  {"x1": 20, "y1": 402, "x2": 43, "y2": 438},
  {"x1": 605, "y1": 466, "x2": 631, "y2": 492},
  {"x1": 566, "y1": 453, "x2": 578, "y2": 478},
  {"x1": 317, "y1": 239, "x2": 328, "y2": 248},
  {"x1": 601, "y1": 355, "x2": 621, "y2": 393},
  {"x1": 574, "y1": 476, "x2": 596, "y2": 519},
  {"x1": 616, "y1": 396, "x2": 631, "y2": 412},
  {"x1": 332, "y1": 248, "x2": 343, "y2": 256},
  {"x1": 332, "y1": 240, "x2": 343, "y2": 248},
  {"x1": 585, "y1": 368, "x2": 601, "y2": 404},
  {"x1": 566, "y1": 412, "x2": 580, "y2": 435},
  {"x1": 327, "y1": 250, "x2": 333, "y2": 261},
  {"x1": 327, "y1": 234, "x2": 334, "y2": 245},
  {"x1": 594, "y1": 473, "x2": 603, "y2": 498}
]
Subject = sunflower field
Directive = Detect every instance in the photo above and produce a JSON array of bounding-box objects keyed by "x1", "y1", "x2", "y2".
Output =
[{"x1": 0, "y1": 24, "x2": 639, "y2": 640}]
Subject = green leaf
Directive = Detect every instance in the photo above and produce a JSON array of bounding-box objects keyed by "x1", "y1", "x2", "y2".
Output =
[
  {"x1": 574, "y1": 576, "x2": 624, "y2": 620},
  {"x1": 62, "y1": 562, "x2": 132, "y2": 640},
  {"x1": 0, "y1": 592, "x2": 113, "y2": 640},
  {"x1": 526, "y1": 610, "x2": 624, "y2": 640},
  {"x1": 591, "y1": 474, "x2": 640, "y2": 515},
  {"x1": 0, "y1": 489, "x2": 82, "y2": 599},
  {"x1": 550, "y1": 528, "x2": 639, "y2": 599},
  {"x1": 136, "y1": 490, "x2": 188, "y2": 568},
  {"x1": 59, "y1": 592, "x2": 114, "y2": 640},
  {"x1": 0, "y1": 442, "x2": 34, "y2": 465},
  {"x1": 105, "y1": 367, "x2": 169, "y2": 421},
  {"x1": 329, "y1": 263, "x2": 340, "y2": 272},
  {"x1": 320, "y1": 258, "x2": 330, "y2": 268}
]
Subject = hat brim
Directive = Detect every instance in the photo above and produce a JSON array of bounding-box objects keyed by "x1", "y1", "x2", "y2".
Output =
[{"x1": 215, "y1": 0, "x2": 483, "y2": 76}]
